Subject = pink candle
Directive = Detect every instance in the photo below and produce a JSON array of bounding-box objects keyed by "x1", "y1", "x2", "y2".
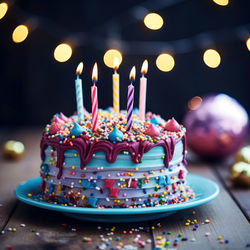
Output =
[
  {"x1": 91, "y1": 62, "x2": 98, "y2": 132},
  {"x1": 127, "y1": 66, "x2": 136, "y2": 131},
  {"x1": 139, "y1": 60, "x2": 148, "y2": 120}
]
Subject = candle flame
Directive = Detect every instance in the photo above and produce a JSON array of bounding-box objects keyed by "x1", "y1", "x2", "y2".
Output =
[
  {"x1": 113, "y1": 57, "x2": 119, "y2": 70},
  {"x1": 141, "y1": 60, "x2": 148, "y2": 74},
  {"x1": 129, "y1": 66, "x2": 136, "y2": 80},
  {"x1": 76, "y1": 62, "x2": 83, "y2": 75},
  {"x1": 92, "y1": 62, "x2": 98, "y2": 82}
]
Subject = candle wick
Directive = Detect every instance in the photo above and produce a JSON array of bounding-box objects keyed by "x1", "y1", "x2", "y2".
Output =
[{"x1": 76, "y1": 74, "x2": 79, "y2": 79}]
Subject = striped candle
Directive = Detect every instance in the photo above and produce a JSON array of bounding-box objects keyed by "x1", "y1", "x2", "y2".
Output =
[
  {"x1": 127, "y1": 66, "x2": 136, "y2": 131},
  {"x1": 75, "y1": 62, "x2": 84, "y2": 122},
  {"x1": 113, "y1": 57, "x2": 120, "y2": 113},
  {"x1": 138, "y1": 60, "x2": 148, "y2": 120},
  {"x1": 91, "y1": 63, "x2": 98, "y2": 132}
]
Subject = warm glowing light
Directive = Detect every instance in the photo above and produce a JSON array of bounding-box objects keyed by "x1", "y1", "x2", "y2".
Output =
[
  {"x1": 144, "y1": 13, "x2": 164, "y2": 30},
  {"x1": 203, "y1": 49, "x2": 221, "y2": 68},
  {"x1": 76, "y1": 62, "x2": 83, "y2": 75},
  {"x1": 246, "y1": 38, "x2": 250, "y2": 51},
  {"x1": 129, "y1": 66, "x2": 136, "y2": 80},
  {"x1": 156, "y1": 53, "x2": 175, "y2": 72},
  {"x1": 141, "y1": 60, "x2": 148, "y2": 75},
  {"x1": 12, "y1": 25, "x2": 29, "y2": 43},
  {"x1": 92, "y1": 62, "x2": 98, "y2": 82},
  {"x1": 113, "y1": 57, "x2": 119, "y2": 70},
  {"x1": 188, "y1": 96, "x2": 203, "y2": 110},
  {"x1": 0, "y1": 2, "x2": 8, "y2": 19},
  {"x1": 54, "y1": 43, "x2": 72, "y2": 63},
  {"x1": 104, "y1": 49, "x2": 122, "y2": 68},
  {"x1": 212, "y1": 0, "x2": 229, "y2": 6}
]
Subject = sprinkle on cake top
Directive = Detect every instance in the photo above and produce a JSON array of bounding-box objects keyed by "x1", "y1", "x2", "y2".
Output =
[{"x1": 43, "y1": 108, "x2": 185, "y2": 144}]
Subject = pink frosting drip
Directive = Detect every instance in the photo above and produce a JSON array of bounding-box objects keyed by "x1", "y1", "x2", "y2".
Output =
[{"x1": 40, "y1": 134, "x2": 185, "y2": 179}]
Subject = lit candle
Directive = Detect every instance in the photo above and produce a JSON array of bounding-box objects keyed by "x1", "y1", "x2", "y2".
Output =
[
  {"x1": 127, "y1": 66, "x2": 136, "y2": 131},
  {"x1": 138, "y1": 60, "x2": 148, "y2": 121},
  {"x1": 75, "y1": 62, "x2": 84, "y2": 122},
  {"x1": 113, "y1": 57, "x2": 120, "y2": 113},
  {"x1": 91, "y1": 62, "x2": 98, "y2": 132}
]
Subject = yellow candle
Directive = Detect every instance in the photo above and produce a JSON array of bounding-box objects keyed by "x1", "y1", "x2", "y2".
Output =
[{"x1": 113, "y1": 57, "x2": 120, "y2": 113}]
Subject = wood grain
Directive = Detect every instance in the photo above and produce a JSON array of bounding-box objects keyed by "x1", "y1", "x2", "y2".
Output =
[
  {"x1": 152, "y1": 164, "x2": 250, "y2": 250},
  {"x1": 0, "y1": 129, "x2": 41, "y2": 232},
  {"x1": 215, "y1": 163, "x2": 250, "y2": 221},
  {"x1": 0, "y1": 202, "x2": 152, "y2": 250}
]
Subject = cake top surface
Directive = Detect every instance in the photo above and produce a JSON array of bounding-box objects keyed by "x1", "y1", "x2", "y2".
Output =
[{"x1": 43, "y1": 108, "x2": 185, "y2": 144}]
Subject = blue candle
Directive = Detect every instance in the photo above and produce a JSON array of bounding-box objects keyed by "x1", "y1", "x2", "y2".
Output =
[{"x1": 75, "y1": 62, "x2": 84, "y2": 122}]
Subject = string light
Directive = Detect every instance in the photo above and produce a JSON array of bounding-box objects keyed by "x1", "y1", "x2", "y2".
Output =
[
  {"x1": 144, "y1": 13, "x2": 164, "y2": 30},
  {"x1": 203, "y1": 49, "x2": 221, "y2": 68},
  {"x1": 2, "y1": 1, "x2": 249, "y2": 67},
  {"x1": 0, "y1": 2, "x2": 8, "y2": 19},
  {"x1": 103, "y1": 49, "x2": 122, "y2": 68},
  {"x1": 156, "y1": 53, "x2": 175, "y2": 72},
  {"x1": 212, "y1": 0, "x2": 229, "y2": 6},
  {"x1": 12, "y1": 25, "x2": 29, "y2": 43},
  {"x1": 246, "y1": 38, "x2": 250, "y2": 51},
  {"x1": 188, "y1": 96, "x2": 203, "y2": 110},
  {"x1": 54, "y1": 43, "x2": 72, "y2": 62}
]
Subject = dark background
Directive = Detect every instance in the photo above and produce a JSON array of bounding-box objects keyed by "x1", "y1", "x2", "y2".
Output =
[{"x1": 0, "y1": 0, "x2": 249, "y2": 127}]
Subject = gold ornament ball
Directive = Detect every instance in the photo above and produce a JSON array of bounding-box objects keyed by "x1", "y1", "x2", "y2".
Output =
[
  {"x1": 230, "y1": 146, "x2": 250, "y2": 187},
  {"x1": 3, "y1": 140, "x2": 25, "y2": 160},
  {"x1": 234, "y1": 145, "x2": 250, "y2": 164}
]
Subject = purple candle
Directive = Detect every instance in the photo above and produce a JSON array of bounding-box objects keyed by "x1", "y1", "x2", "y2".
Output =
[{"x1": 127, "y1": 66, "x2": 136, "y2": 131}]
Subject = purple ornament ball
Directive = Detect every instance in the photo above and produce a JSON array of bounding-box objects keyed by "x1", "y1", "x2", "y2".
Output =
[{"x1": 183, "y1": 94, "x2": 249, "y2": 158}]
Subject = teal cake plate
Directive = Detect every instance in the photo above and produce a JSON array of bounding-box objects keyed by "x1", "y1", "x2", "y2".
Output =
[{"x1": 15, "y1": 174, "x2": 219, "y2": 223}]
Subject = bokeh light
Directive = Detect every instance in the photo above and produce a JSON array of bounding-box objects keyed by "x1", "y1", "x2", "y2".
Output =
[
  {"x1": 144, "y1": 13, "x2": 164, "y2": 30},
  {"x1": 156, "y1": 53, "x2": 175, "y2": 72},
  {"x1": 203, "y1": 49, "x2": 221, "y2": 68},
  {"x1": 12, "y1": 25, "x2": 29, "y2": 43},
  {"x1": 54, "y1": 43, "x2": 72, "y2": 62},
  {"x1": 246, "y1": 38, "x2": 250, "y2": 51},
  {"x1": 188, "y1": 96, "x2": 203, "y2": 110},
  {"x1": 103, "y1": 49, "x2": 122, "y2": 68},
  {"x1": 0, "y1": 2, "x2": 8, "y2": 19},
  {"x1": 212, "y1": 0, "x2": 229, "y2": 6}
]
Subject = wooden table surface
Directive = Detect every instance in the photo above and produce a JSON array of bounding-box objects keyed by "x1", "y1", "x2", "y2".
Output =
[{"x1": 0, "y1": 129, "x2": 250, "y2": 250}]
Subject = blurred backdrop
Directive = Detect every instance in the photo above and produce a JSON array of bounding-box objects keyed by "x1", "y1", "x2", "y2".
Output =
[{"x1": 0, "y1": 0, "x2": 249, "y2": 127}]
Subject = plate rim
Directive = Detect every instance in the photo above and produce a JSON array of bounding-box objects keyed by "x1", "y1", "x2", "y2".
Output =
[{"x1": 14, "y1": 173, "x2": 219, "y2": 215}]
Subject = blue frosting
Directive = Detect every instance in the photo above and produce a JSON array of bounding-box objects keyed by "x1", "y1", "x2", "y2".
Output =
[
  {"x1": 41, "y1": 164, "x2": 49, "y2": 175},
  {"x1": 48, "y1": 183, "x2": 54, "y2": 194},
  {"x1": 158, "y1": 176, "x2": 167, "y2": 186},
  {"x1": 44, "y1": 140, "x2": 184, "y2": 169},
  {"x1": 157, "y1": 175, "x2": 171, "y2": 186},
  {"x1": 133, "y1": 107, "x2": 139, "y2": 114},
  {"x1": 150, "y1": 116, "x2": 161, "y2": 125},
  {"x1": 69, "y1": 122, "x2": 84, "y2": 137},
  {"x1": 165, "y1": 175, "x2": 171, "y2": 185},
  {"x1": 108, "y1": 125, "x2": 123, "y2": 144},
  {"x1": 81, "y1": 179, "x2": 92, "y2": 188},
  {"x1": 88, "y1": 196, "x2": 98, "y2": 207}
]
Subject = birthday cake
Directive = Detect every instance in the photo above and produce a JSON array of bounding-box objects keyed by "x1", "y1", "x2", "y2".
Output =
[{"x1": 39, "y1": 109, "x2": 194, "y2": 208}]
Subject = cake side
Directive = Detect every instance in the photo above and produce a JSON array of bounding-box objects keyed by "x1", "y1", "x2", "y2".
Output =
[{"x1": 39, "y1": 110, "x2": 194, "y2": 208}]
